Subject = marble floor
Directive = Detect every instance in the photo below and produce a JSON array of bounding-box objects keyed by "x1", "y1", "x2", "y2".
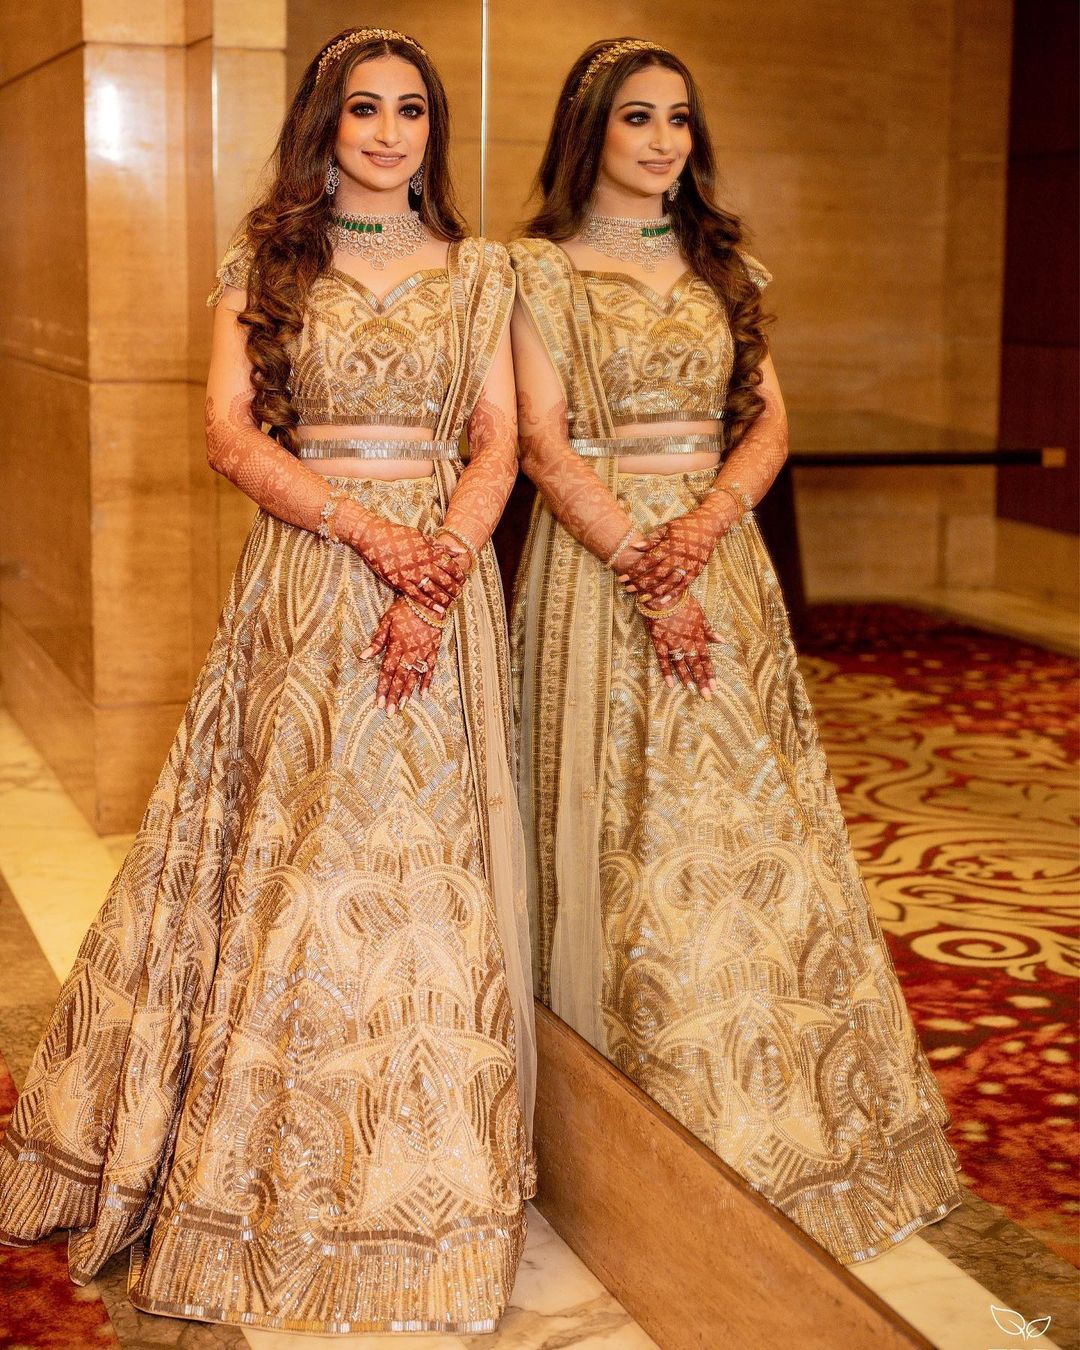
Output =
[{"x1": 0, "y1": 665, "x2": 1076, "y2": 1350}]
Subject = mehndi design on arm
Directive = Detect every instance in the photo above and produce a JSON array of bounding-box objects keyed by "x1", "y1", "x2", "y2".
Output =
[
  {"x1": 436, "y1": 393, "x2": 519, "y2": 557},
  {"x1": 621, "y1": 386, "x2": 790, "y2": 605},
  {"x1": 517, "y1": 390, "x2": 646, "y2": 566},
  {"x1": 204, "y1": 393, "x2": 466, "y2": 610}
]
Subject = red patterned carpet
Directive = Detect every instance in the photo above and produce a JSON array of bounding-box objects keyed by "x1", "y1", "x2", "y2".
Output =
[
  {"x1": 0, "y1": 1050, "x2": 121, "y2": 1348},
  {"x1": 801, "y1": 603, "x2": 1079, "y2": 1268}
]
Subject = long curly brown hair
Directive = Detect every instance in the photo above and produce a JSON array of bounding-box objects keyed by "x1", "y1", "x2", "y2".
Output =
[
  {"x1": 237, "y1": 29, "x2": 466, "y2": 453},
  {"x1": 522, "y1": 39, "x2": 773, "y2": 449}
]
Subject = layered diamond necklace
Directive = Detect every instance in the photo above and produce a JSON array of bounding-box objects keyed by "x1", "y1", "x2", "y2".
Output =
[
  {"x1": 579, "y1": 213, "x2": 680, "y2": 272},
  {"x1": 328, "y1": 209, "x2": 425, "y2": 269}
]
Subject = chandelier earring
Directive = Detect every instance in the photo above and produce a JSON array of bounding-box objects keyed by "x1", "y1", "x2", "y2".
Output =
[
  {"x1": 325, "y1": 158, "x2": 340, "y2": 197},
  {"x1": 667, "y1": 175, "x2": 681, "y2": 202},
  {"x1": 409, "y1": 163, "x2": 425, "y2": 196}
]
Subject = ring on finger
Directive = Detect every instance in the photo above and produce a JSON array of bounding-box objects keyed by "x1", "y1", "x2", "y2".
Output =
[
  {"x1": 412, "y1": 659, "x2": 429, "y2": 673},
  {"x1": 670, "y1": 648, "x2": 686, "y2": 662}
]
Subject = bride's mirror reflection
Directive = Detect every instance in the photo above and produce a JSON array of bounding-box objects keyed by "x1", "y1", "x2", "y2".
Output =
[{"x1": 481, "y1": 5, "x2": 1076, "y2": 1344}]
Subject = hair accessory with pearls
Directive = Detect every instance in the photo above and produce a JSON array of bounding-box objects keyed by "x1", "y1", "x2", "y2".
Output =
[
  {"x1": 569, "y1": 38, "x2": 669, "y2": 103},
  {"x1": 316, "y1": 29, "x2": 427, "y2": 84}
]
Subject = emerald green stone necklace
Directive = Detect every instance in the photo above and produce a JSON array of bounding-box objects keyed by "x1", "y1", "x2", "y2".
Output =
[
  {"x1": 328, "y1": 209, "x2": 425, "y2": 269},
  {"x1": 580, "y1": 213, "x2": 679, "y2": 271}
]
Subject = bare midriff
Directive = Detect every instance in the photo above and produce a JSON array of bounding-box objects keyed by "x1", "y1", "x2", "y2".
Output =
[
  {"x1": 611, "y1": 418, "x2": 722, "y2": 475},
  {"x1": 298, "y1": 424, "x2": 436, "y2": 479}
]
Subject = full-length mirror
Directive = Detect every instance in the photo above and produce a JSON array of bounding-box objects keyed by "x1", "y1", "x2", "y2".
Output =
[{"x1": 481, "y1": 5, "x2": 1077, "y2": 1345}]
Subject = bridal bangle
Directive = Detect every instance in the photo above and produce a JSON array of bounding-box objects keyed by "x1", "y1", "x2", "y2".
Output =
[
  {"x1": 319, "y1": 488, "x2": 347, "y2": 542},
  {"x1": 637, "y1": 590, "x2": 690, "y2": 619},
  {"x1": 605, "y1": 527, "x2": 636, "y2": 569},
  {"x1": 403, "y1": 595, "x2": 449, "y2": 631},
  {"x1": 713, "y1": 484, "x2": 745, "y2": 518},
  {"x1": 438, "y1": 525, "x2": 481, "y2": 566}
]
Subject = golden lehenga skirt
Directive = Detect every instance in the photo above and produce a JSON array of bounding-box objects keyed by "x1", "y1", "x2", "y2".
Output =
[
  {"x1": 513, "y1": 465, "x2": 964, "y2": 1265},
  {"x1": 0, "y1": 476, "x2": 533, "y2": 1334}
]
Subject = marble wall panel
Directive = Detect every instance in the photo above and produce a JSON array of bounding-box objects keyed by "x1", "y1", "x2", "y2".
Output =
[
  {"x1": 81, "y1": 0, "x2": 186, "y2": 45},
  {"x1": 84, "y1": 43, "x2": 189, "y2": 382},
  {"x1": 94, "y1": 699, "x2": 188, "y2": 834},
  {"x1": 185, "y1": 36, "x2": 215, "y2": 381},
  {"x1": 186, "y1": 0, "x2": 213, "y2": 45},
  {"x1": 212, "y1": 46, "x2": 288, "y2": 249},
  {"x1": 0, "y1": 358, "x2": 93, "y2": 698},
  {"x1": 215, "y1": 0, "x2": 287, "y2": 51},
  {"x1": 0, "y1": 48, "x2": 89, "y2": 377},
  {"x1": 0, "y1": 1, "x2": 81, "y2": 86},
  {"x1": 0, "y1": 610, "x2": 95, "y2": 824},
  {"x1": 89, "y1": 382, "x2": 193, "y2": 706}
]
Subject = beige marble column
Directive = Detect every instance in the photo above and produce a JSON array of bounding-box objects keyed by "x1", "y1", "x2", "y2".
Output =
[
  {"x1": 187, "y1": 1, "x2": 286, "y2": 668},
  {"x1": 0, "y1": 0, "x2": 284, "y2": 833}
]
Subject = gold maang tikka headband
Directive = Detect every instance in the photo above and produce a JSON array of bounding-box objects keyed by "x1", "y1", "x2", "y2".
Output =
[
  {"x1": 569, "y1": 38, "x2": 669, "y2": 103},
  {"x1": 316, "y1": 29, "x2": 427, "y2": 83}
]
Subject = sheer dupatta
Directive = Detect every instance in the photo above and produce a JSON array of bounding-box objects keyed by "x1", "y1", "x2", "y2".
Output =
[
  {"x1": 508, "y1": 239, "x2": 620, "y2": 1053},
  {"x1": 435, "y1": 239, "x2": 536, "y2": 1148}
]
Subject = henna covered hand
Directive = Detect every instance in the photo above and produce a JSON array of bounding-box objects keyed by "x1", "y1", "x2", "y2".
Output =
[
  {"x1": 348, "y1": 517, "x2": 468, "y2": 612},
  {"x1": 621, "y1": 355, "x2": 791, "y2": 605},
  {"x1": 641, "y1": 593, "x2": 723, "y2": 697},
  {"x1": 361, "y1": 597, "x2": 444, "y2": 714},
  {"x1": 619, "y1": 495, "x2": 739, "y2": 604},
  {"x1": 437, "y1": 390, "x2": 518, "y2": 556}
]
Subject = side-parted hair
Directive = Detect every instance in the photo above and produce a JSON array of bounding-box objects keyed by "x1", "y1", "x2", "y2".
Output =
[
  {"x1": 523, "y1": 39, "x2": 773, "y2": 450},
  {"x1": 238, "y1": 29, "x2": 466, "y2": 452}
]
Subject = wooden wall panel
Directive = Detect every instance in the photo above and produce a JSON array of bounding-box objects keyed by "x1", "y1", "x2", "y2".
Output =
[
  {"x1": 534, "y1": 1005, "x2": 933, "y2": 1350},
  {"x1": 995, "y1": 0, "x2": 1078, "y2": 547}
]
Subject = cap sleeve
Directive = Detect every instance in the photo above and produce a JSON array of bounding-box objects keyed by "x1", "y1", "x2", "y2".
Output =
[
  {"x1": 206, "y1": 228, "x2": 256, "y2": 307},
  {"x1": 736, "y1": 248, "x2": 772, "y2": 293}
]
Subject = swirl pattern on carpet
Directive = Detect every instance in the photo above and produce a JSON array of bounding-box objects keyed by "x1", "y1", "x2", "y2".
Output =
[{"x1": 800, "y1": 603, "x2": 1078, "y2": 1268}]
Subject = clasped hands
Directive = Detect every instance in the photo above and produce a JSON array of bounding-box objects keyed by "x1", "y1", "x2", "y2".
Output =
[
  {"x1": 611, "y1": 499, "x2": 737, "y2": 699},
  {"x1": 357, "y1": 520, "x2": 474, "y2": 715}
]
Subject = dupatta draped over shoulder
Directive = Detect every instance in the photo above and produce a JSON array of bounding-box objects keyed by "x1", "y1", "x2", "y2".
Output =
[
  {"x1": 508, "y1": 237, "x2": 621, "y2": 1050},
  {"x1": 434, "y1": 239, "x2": 537, "y2": 1141}
]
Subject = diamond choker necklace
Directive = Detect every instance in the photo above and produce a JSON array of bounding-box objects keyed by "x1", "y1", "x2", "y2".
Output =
[
  {"x1": 579, "y1": 213, "x2": 679, "y2": 271},
  {"x1": 328, "y1": 209, "x2": 425, "y2": 268}
]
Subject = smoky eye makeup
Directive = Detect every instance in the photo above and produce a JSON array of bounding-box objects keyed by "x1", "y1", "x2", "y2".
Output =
[{"x1": 344, "y1": 93, "x2": 428, "y2": 117}]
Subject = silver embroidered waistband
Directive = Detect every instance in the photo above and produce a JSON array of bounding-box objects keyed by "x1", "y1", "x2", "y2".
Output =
[
  {"x1": 569, "y1": 433, "x2": 725, "y2": 458},
  {"x1": 297, "y1": 437, "x2": 461, "y2": 460}
]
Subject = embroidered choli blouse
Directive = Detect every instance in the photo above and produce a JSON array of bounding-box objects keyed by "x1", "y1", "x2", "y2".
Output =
[
  {"x1": 579, "y1": 254, "x2": 772, "y2": 425},
  {"x1": 208, "y1": 236, "x2": 457, "y2": 430},
  {"x1": 506, "y1": 239, "x2": 771, "y2": 430}
]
